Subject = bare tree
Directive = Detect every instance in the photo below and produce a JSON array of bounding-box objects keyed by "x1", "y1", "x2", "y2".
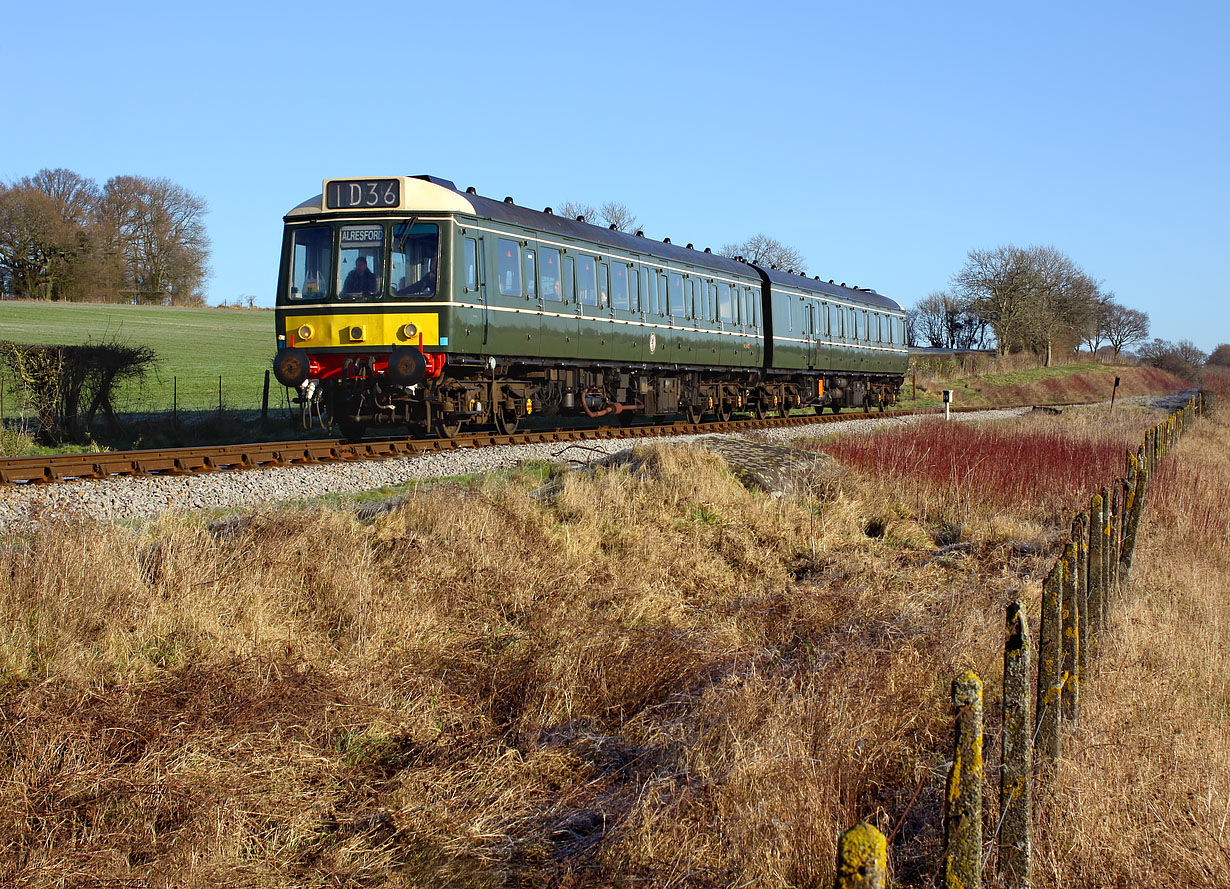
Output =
[
  {"x1": 956, "y1": 244, "x2": 1103, "y2": 364},
  {"x1": 720, "y1": 234, "x2": 807, "y2": 273},
  {"x1": 1079, "y1": 289, "x2": 1117, "y2": 356},
  {"x1": 598, "y1": 201, "x2": 639, "y2": 233},
  {"x1": 557, "y1": 201, "x2": 598, "y2": 224},
  {"x1": 1208, "y1": 344, "x2": 1230, "y2": 367},
  {"x1": 97, "y1": 175, "x2": 210, "y2": 304},
  {"x1": 1136, "y1": 338, "x2": 1206, "y2": 380},
  {"x1": 1021, "y1": 245, "x2": 1099, "y2": 367},
  {"x1": 0, "y1": 184, "x2": 85, "y2": 299},
  {"x1": 953, "y1": 246, "x2": 1033, "y2": 357},
  {"x1": 913, "y1": 290, "x2": 991, "y2": 349},
  {"x1": 1104, "y1": 304, "x2": 1150, "y2": 357}
]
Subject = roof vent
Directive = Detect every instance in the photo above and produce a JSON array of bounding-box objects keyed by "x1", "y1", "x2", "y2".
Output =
[
  {"x1": 609, "y1": 223, "x2": 618, "y2": 230},
  {"x1": 840, "y1": 282, "x2": 846, "y2": 287},
  {"x1": 663, "y1": 237, "x2": 671, "y2": 244},
  {"x1": 635, "y1": 230, "x2": 644, "y2": 237},
  {"x1": 466, "y1": 186, "x2": 477, "y2": 195},
  {"x1": 504, "y1": 196, "x2": 514, "y2": 204},
  {"x1": 814, "y1": 275, "x2": 820, "y2": 280},
  {"x1": 576, "y1": 215, "x2": 586, "y2": 222},
  {"x1": 787, "y1": 269, "x2": 794, "y2": 275},
  {"x1": 829, "y1": 279, "x2": 834, "y2": 284},
  {"x1": 544, "y1": 207, "x2": 553, "y2": 214},
  {"x1": 704, "y1": 247, "x2": 712, "y2": 253}
]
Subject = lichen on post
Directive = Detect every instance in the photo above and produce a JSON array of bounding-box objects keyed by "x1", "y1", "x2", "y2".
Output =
[
  {"x1": 1035, "y1": 561, "x2": 1063, "y2": 763},
  {"x1": 1087, "y1": 492, "x2": 1104, "y2": 654},
  {"x1": 834, "y1": 822, "x2": 888, "y2": 889},
  {"x1": 1061, "y1": 543, "x2": 1080, "y2": 722},
  {"x1": 945, "y1": 669, "x2": 983, "y2": 889},
  {"x1": 1000, "y1": 602, "x2": 1032, "y2": 889},
  {"x1": 1074, "y1": 514, "x2": 1089, "y2": 684}
]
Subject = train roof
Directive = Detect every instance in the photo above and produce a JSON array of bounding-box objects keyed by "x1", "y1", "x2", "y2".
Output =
[{"x1": 288, "y1": 175, "x2": 903, "y2": 313}]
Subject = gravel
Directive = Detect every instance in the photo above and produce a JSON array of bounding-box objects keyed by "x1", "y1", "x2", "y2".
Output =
[{"x1": 0, "y1": 405, "x2": 1069, "y2": 533}]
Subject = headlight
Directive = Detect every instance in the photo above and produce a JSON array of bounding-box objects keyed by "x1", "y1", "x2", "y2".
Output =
[
  {"x1": 296, "y1": 324, "x2": 314, "y2": 340},
  {"x1": 401, "y1": 323, "x2": 418, "y2": 339}
]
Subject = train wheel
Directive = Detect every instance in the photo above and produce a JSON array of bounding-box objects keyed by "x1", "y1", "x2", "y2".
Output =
[
  {"x1": 716, "y1": 402, "x2": 733, "y2": 423},
  {"x1": 685, "y1": 404, "x2": 704, "y2": 425},
  {"x1": 830, "y1": 404, "x2": 841, "y2": 415},
  {"x1": 435, "y1": 419, "x2": 462, "y2": 439},
  {"x1": 494, "y1": 409, "x2": 519, "y2": 435},
  {"x1": 338, "y1": 418, "x2": 366, "y2": 440},
  {"x1": 753, "y1": 400, "x2": 767, "y2": 420}
]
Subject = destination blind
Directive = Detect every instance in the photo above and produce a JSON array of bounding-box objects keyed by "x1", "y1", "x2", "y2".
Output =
[{"x1": 326, "y1": 179, "x2": 401, "y2": 210}]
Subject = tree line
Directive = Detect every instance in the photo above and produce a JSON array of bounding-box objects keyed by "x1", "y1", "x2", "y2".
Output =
[
  {"x1": 0, "y1": 168, "x2": 210, "y2": 305},
  {"x1": 908, "y1": 245, "x2": 1153, "y2": 365}
]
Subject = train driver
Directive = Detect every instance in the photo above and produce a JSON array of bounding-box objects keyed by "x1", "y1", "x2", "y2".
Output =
[{"x1": 342, "y1": 256, "x2": 378, "y2": 297}]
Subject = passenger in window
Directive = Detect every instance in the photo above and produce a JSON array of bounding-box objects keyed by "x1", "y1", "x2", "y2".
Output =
[
  {"x1": 398, "y1": 268, "x2": 436, "y2": 296},
  {"x1": 342, "y1": 256, "x2": 378, "y2": 297}
]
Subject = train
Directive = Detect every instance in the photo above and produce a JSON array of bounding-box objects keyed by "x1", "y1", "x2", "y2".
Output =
[{"x1": 272, "y1": 175, "x2": 909, "y2": 438}]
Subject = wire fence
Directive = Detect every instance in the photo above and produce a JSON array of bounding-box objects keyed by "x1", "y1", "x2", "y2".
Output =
[{"x1": 833, "y1": 391, "x2": 1204, "y2": 889}]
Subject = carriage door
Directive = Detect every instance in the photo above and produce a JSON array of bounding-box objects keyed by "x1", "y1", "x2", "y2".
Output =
[{"x1": 805, "y1": 300, "x2": 817, "y2": 368}]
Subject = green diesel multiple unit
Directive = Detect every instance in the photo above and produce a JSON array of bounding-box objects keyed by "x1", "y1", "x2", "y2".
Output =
[{"x1": 273, "y1": 175, "x2": 909, "y2": 438}]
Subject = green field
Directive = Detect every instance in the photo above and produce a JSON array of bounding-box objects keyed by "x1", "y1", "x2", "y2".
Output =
[{"x1": 0, "y1": 301, "x2": 276, "y2": 412}]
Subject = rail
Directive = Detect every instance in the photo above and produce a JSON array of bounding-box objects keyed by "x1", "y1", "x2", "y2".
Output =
[{"x1": 0, "y1": 401, "x2": 1082, "y2": 486}]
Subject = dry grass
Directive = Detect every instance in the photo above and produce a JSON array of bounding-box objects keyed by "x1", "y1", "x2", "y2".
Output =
[
  {"x1": 1032, "y1": 396, "x2": 1230, "y2": 887},
  {"x1": 0, "y1": 397, "x2": 1213, "y2": 887}
]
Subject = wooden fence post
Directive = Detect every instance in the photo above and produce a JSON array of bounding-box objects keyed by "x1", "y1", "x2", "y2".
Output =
[
  {"x1": 944, "y1": 670, "x2": 983, "y2": 889},
  {"x1": 1122, "y1": 466, "x2": 1149, "y2": 579},
  {"x1": 1100, "y1": 486, "x2": 1112, "y2": 635},
  {"x1": 1061, "y1": 543, "x2": 1080, "y2": 721},
  {"x1": 1035, "y1": 561, "x2": 1063, "y2": 763},
  {"x1": 1075, "y1": 514, "x2": 1089, "y2": 685},
  {"x1": 834, "y1": 822, "x2": 888, "y2": 889},
  {"x1": 1000, "y1": 603, "x2": 1032, "y2": 889},
  {"x1": 1086, "y1": 493, "x2": 1104, "y2": 656}
]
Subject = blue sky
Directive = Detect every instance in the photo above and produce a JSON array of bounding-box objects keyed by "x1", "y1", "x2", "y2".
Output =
[{"x1": 2, "y1": 0, "x2": 1226, "y2": 351}]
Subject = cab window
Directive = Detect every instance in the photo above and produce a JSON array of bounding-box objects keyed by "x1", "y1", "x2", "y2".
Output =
[
  {"x1": 289, "y1": 225, "x2": 331, "y2": 300},
  {"x1": 337, "y1": 224, "x2": 384, "y2": 300},
  {"x1": 390, "y1": 223, "x2": 438, "y2": 297}
]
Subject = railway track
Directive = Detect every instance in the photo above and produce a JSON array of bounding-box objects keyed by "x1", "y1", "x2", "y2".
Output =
[{"x1": 0, "y1": 403, "x2": 1068, "y2": 486}]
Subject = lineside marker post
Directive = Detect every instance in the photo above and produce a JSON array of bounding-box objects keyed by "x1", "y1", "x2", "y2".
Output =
[
  {"x1": 262, "y1": 370, "x2": 271, "y2": 423},
  {"x1": 1000, "y1": 602, "x2": 1032, "y2": 889},
  {"x1": 944, "y1": 670, "x2": 983, "y2": 889}
]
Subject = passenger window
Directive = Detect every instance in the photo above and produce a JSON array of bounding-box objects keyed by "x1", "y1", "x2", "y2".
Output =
[
  {"x1": 598, "y1": 262, "x2": 610, "y2": 308},
  {"x1": 563, "y1": 256, "x2": 575, "y2": 302},
  {"x1": 611, "y1": 263, "x2": 629, "y2": 310},
  {"x1": 577, "y1": 257, "x2": 597, "y2": 306},
  {"x1": 668, "y1": 273, "x2": 685, "y2": 317},
  {"x1": 497, "y1": 238, "x2": 521, "y2": 297},
  {"x1": 659, "y1": 273, "x2": 669, "y2": 315},
  {"x1": 524, "y1": 250, "x2": 536, "y2": 299},
  {"x1": 541, "y1": 248, "x2": 562, "y2": 301},
  {"x1": 463, "y1": 238, "x2": 478, "y2": 291},
  {"x1": 717, "y1": 283, "x2": 732, "y2": 322}
]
